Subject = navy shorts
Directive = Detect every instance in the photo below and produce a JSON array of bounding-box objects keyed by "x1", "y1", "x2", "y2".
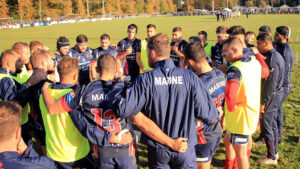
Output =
[
  {"x1": 227, "y1": 131, "x2": 249, "y2": 145},
  {"x1": 55, "y1": 153, "x2": 94, "y2": 169},
  {"x1": 147, "y1": 147, "x2": 197, "y2": 169},
  {"x1": 97, "y1": 156, "x2": 137, "y2": 169},
  {"x1": 195, "y1": 136, "x2": 221, "y2": 163}
]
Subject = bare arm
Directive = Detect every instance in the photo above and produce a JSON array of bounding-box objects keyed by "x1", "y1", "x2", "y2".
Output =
[
  {"x1": 118, "y1": 48, "x2": 132, "y2": 60},
  {"x1": 131, "y1": 112, "x2": 188, "y2": 152},
  {"x1": 172, "y1": 46, "x2": 185, "y2": 59},
  {"x1": 41, "y1": 82, "x2": 66, "y2": 114}
]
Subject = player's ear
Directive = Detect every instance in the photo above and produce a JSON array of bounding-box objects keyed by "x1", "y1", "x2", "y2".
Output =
[
  {"x1": 187, "y1": 59, "x2": 194, "y2": 66},
  {"x1": 15, "y1": 126, "x2": 21, "y2": 140},
  {"x1": 150, "y1": 50, "x2": 157, "y2": 58},
  {"x1": 95, "y1": 66, "x2": 99, "y2": 73}
]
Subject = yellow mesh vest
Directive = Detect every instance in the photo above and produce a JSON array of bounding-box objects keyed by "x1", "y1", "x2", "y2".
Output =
[
  {"x1": 16, "y1": 65, "x2": 32, "y2": 125},
  {"x1": 140, "y1": 39, "x2": 153, "y2": 73},
  {"x1": 224, "y1": 57, "x2": 261, "y2": 135},
  {"x1": 0, "y1": 72, "x2": 30, "y2": 125},
  {"x1": 39, "y1": 87, "x2": 90, "y2": 162}
]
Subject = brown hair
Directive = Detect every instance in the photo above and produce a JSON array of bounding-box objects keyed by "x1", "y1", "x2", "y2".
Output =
[
  {"x1": 30, "y1": 40, "x2": 45, "y2": 53},
  {"x1": 57, "y1": 56, "x2": 79, "y2": 77},
  {"x1": 216, "y1": 26, "x2": 228, "y2": 34},
  {"x1": 97, "y1": 54, "x2": 117, "y2": 76},
  {"x1": 0, "y1": 50, "x2": 19, "y2": 66},
  {"x1": 30, "y1": 50, "x2": 53, "y2": 69},
  {"x1": 147, "y1": 33, "x2": 170, "y2": 57},
  {"x1": 172, "y1": 27, "x2": 182, "y2": 32},
  {"x1": 12, "y1": 42, "x2": 29, "y2": 55},
  {"x1": 184, "y1": 42, "x2": 206, "y2": 63},
  {"x1": 0, "y1": 101, "x2": 21, "y2": 142}
]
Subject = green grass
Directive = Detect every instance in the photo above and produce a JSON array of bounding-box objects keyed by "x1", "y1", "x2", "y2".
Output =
[{"x1": 1, "y1": 14, "x2": 299, "y2": 169}]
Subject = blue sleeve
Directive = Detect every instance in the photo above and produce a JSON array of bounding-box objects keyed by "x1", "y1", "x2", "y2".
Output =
[
  {"x1": 92, "y1": 49, "x2": 98, "y2": 61},
  {"x1": 22, "y1": 140, "x2": 39, "y2": 158},
  {"x1": 109, "y1": 79, "x2": 146, "y2": 118},
  {"x1": 61, "y1": 86, "x2": 83, "y2": 111},
  {"x1": 136, "y1": 40, "x2": 141, "y2": 52},
  {"x1": 69, "y1": 109, "x2": 111, "y2": 146},
  {"x1": 193, "y1": 75, "x2": 220, "y2": 125}
]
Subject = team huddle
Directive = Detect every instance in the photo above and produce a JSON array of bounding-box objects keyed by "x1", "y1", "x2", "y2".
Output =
[{"x1": 0, "y1": 23, "x2": 294, "y2": 169}]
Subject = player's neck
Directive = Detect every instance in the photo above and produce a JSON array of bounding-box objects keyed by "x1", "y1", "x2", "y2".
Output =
[
  {"x1": 99, "y1": 74, "x2": 114, "y2": 81},
  {"x1": 0, "y1": 141, "x2": 18, "y2": 153},
  {"x1": 197, "y1": 63, "x2": 212, "y2": 75},
  {"x1": 60, "y1": 78, "x2": 76, "y2": 85}
]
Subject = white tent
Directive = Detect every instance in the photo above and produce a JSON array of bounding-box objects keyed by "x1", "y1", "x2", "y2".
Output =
[{"x1": 223, "y1": 8, "x2": 232, "y2": 12}]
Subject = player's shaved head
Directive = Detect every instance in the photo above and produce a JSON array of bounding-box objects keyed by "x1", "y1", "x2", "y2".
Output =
[
  {"x1": 30, "y1": 50, "x2": 53, "y2": 69},
  {"x1": 184, "y1": 42, "x2": 206, "y2": 63},
  {"x1": 223, "y1": 37, "x2": 243, "y2": 48},
  {"x1": 12, "y1": 42, "x2": 29, "y2": 53},
  {"x1": 0, "y1": 101, "x2": 21, "y2": 142},
  {"x1": 97, "y1": 54, "x2": 117, "y2": 77},
  {"x1": 147, "y1": 33, "x2": 170, "y2": 58},
  {"x1": 57, "y1": 56, "x2": 79, "y2": 78}
]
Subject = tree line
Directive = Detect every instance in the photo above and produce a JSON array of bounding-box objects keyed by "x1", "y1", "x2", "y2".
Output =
[{"x1": 0, "y1": 0, "x2": 298, "y2": 21}]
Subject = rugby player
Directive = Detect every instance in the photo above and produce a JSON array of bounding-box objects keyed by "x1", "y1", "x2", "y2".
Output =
[
  {"x1": 109, "y1": 33, "x2": 220, "y2": 169},
  {"x1": 211, "y1": 26, "x2": 228, "y2": 71},
  {"x1": 198, "y1": 31, "x2": 213, "y2": 59},
  {"x1": 55, "y1": 36, "x2": 77, "y2": 62},
  {"x1": 256, "y1": 33, "x2": 285, "y2": 165},
  {"x1": 274, "y1": 26, "x2": 294, "y2": 144},
  {"x1": 70, "y1": 34, "x2": 93, "y2": 85},
  {"x1": 117, "y1": 24, "x2": 141, "y2": 81},
  {"x1": 184, "y1": 42, "x2": 224, "y2": 169},
  {"x1": 90, "y1": 33, "x2": 119, "y2": 81},
  {"x1": 170, "y1": 27, "x2": 188, "y2": 68},
  {"x1": 259, "y1": 25, "x2": 272, "y2": 35},
  {"x1": 138, "y1": 24, "x2": 156, "y2": 73},
  {"x1": 0, "y1": 101, "x2": 56, "y2": 169},
  {"x1": 245, "y1": 31, "x2": 256, "y2": 46},
  {"x1": 222, "y1": 37, "x2": 262, "y2": 169}
]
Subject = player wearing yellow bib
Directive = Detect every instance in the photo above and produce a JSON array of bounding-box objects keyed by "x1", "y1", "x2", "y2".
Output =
[
  {"x1": 222, "y1": 37, "x2": 261, "y2": 169},
  {"x1": 39, "y1": 56, "x2": 93, "y2": 169},
  {"x1": 139, "y1": 24, "x2": 156, "y2": 73}
]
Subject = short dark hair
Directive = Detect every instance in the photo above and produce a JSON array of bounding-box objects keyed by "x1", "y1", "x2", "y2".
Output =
[
  {"x1": 257, "y1": 33, "x2": 273, "y2": 42},
  {"x1": 216, "y1": 26, "x2": 228, "y2": 34},
  {"x1": 100, "y1": 34, "x2": 110, "y2": 41},
  {"x1": 184, "y1": 42, "x2": 206, "y2": 63},
  {"x1": 198, "y1": 31, "x2": 208, "y2": 40},
  {"x1": 0, "y1": 101, "x2": 21, "y2": 142},
  {"x1": 76, "y1": 34, "x2": 88, "y2": 44},
  {"x1": 128, "y1": 24, "x2": 138, "y2": 33},
  {"x1": 246, "y1": 31, "x2": 255, "y2": 37},
  {"x1": 172, "y1": 27, "x2": 182, "y2": 32},
  {"x1": 227, "y1": 26, "x2": 246, "y2": 36},
  {"x1": 276, "y1": 26, "x2": 290, "y2": 37},
  {"x1": 57, "y1": 56, "x2": 79, "y2": 77},
  {"x1": 97, "y1": 54, "x2": 117, "y2": 76},
  {"x1": 147, "y1": 33, "x2": 170, "y2": 57},
  {"x1": 188, "y1": 36, "x2": 202, "y2": 43},
  {"x1": 259, "y1": 25, "x2": 271, "y2": 34},
  {"x1": 147, "y1": 24, "x2": 156, "y2": 29}
]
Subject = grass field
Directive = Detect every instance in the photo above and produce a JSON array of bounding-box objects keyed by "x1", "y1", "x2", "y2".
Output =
[{"x1": 1, "y1": 14, "x2": 299, "y2": 169}]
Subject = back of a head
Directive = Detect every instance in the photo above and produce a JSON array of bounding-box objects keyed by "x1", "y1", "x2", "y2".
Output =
[
  {"x1": 76, "y1": 34, "x2": 88, "y2": 44},
  {"x1": 216, "y1": 26, "x2": 228, "y2": 34},
  {"x1": 57, "y1": 56, "x2": 79, "y2": 78},
  {"x1": 147, "y1": 33, "x2": 170, "y2": 57},
  {"x1": 276, "y1": 26, "x2": 290, "y2": 37},
  {"x1": 227, "y1": 26, "x2": 246, "y2": 36},
  {"x1": 30, "y1": 50, "x2": 53, "y2": 69},
  {"x1": 172, "y1": 27, "x2": 182, "y2": 33},
  {"x1": 189, "y1": 36, "x2": 202, "y2": 44},
  {"x1": 30, "y1": 40, "x2": 45, "y2": 53},
  {"x1": 57, "y1": 36, "x2": 70, "y2": 50},
  {"x1": 12, "y1": 42, "x2": 29, "y2": 54},
  {"x1": 259, "y1": 25, "x2": 271, "y2": 34},
  {"x1": 257, "y1": 33, "x2": 273, "y2": 43},
  {"x1": 0, "y1": 50, "x2": 19, "y2": 67},
  {"x1": 97, "y1": 54, "x2": 117, "y2": 76},
  {"x1": 184, "y1": 42, "x2": 206, "y2": 63},
  {"x1": 100, "y1": 34, "x2": 110, "y2": 41},
  {"x1": 128, "y1": 24, "x2": 138, "y2": 32},
  {"x1": 0, "y1": 101, "x2": 21, "y2": 143}
]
